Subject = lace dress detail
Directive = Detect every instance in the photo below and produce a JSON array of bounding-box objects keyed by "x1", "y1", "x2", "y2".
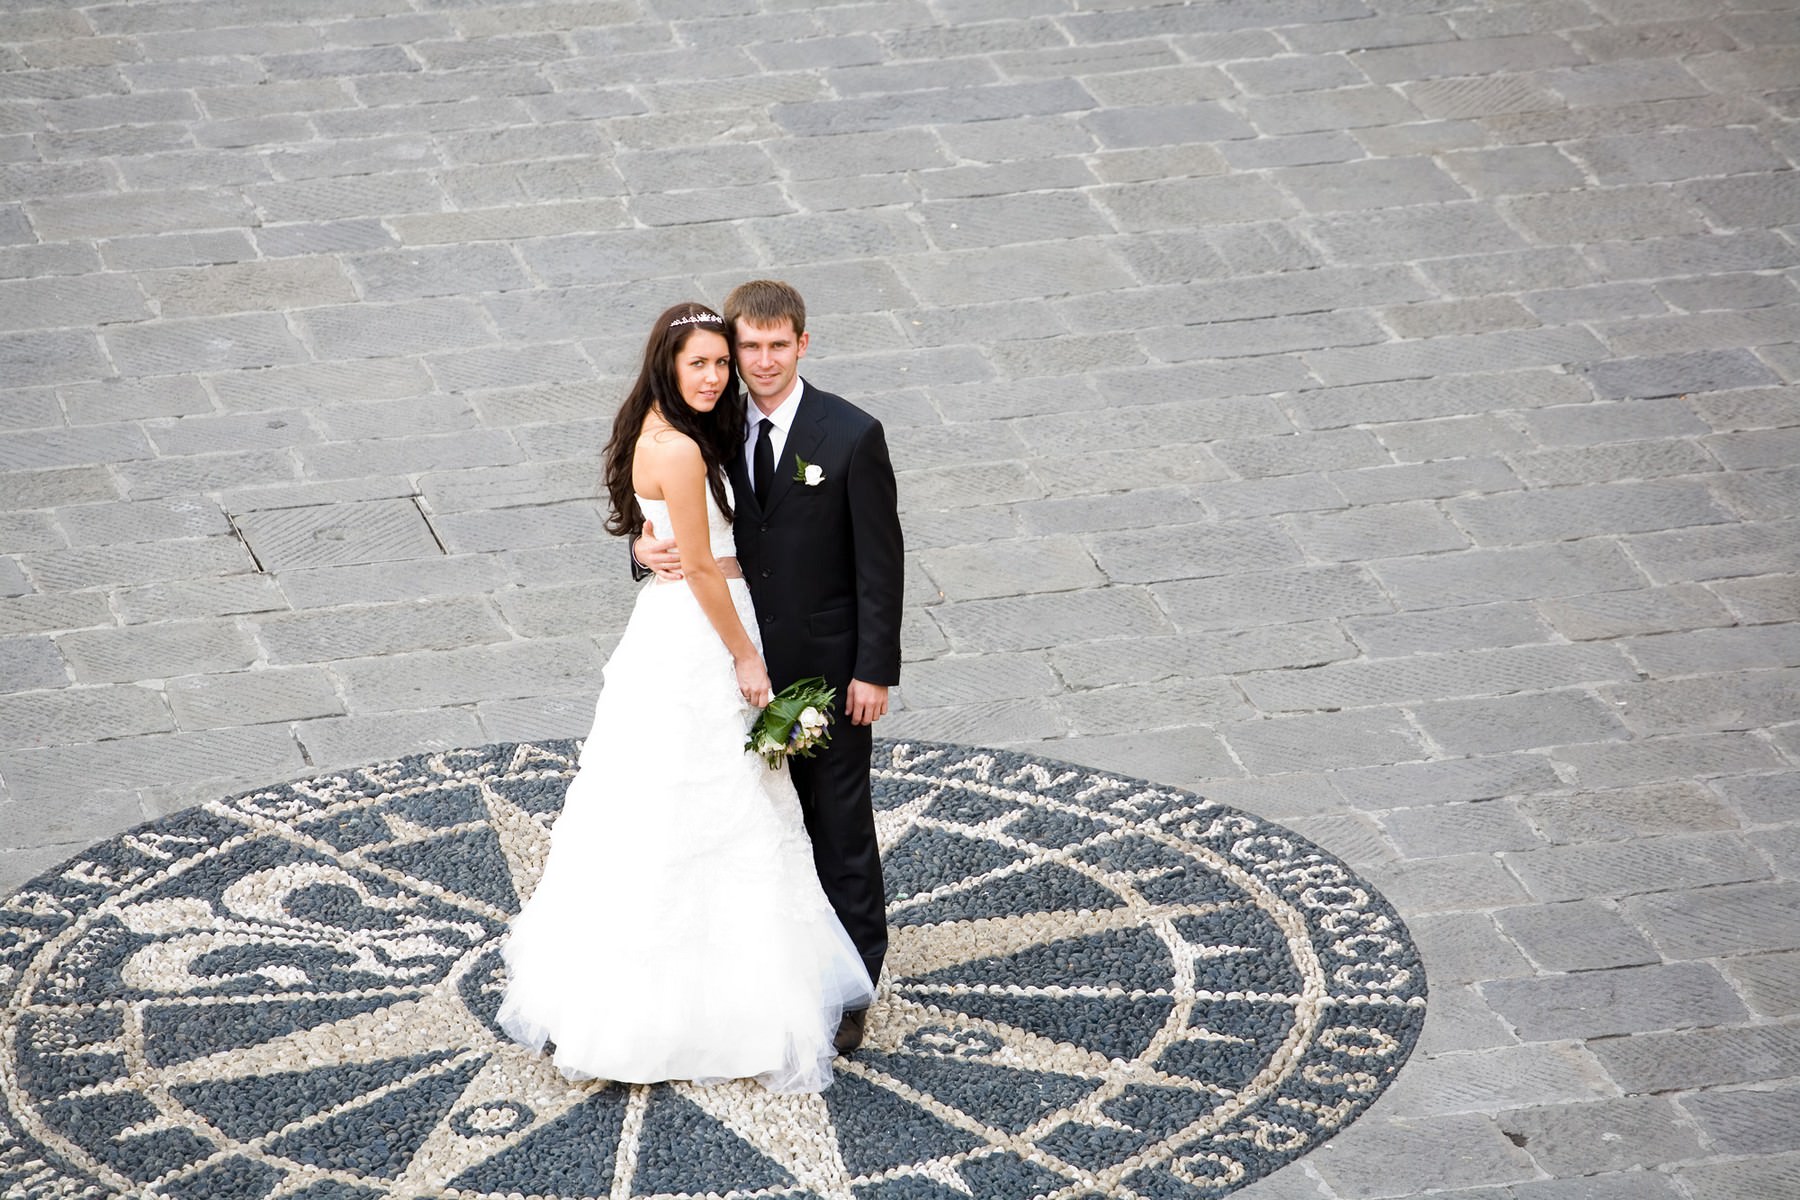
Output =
[
  {"x1": 497, "y1": 475, "x2": 871, "y2": 1093},
  {"x1": 637, "y1": 480, "x2": 736, "y2": 561}
]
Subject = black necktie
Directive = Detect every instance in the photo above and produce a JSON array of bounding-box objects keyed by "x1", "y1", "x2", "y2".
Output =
[{"x1": 754, "y1": 417, "x2": 774, "y2": 508}]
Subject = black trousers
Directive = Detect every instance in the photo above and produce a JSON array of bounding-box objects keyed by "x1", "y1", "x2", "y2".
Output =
[{"x1": 789, "y1": 718, "x2": 887, "y2": 991}]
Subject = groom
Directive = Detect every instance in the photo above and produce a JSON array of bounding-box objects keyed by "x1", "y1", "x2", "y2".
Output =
[{"x1": 636, "y1": 279, "x2": 904, "y2": 1053}]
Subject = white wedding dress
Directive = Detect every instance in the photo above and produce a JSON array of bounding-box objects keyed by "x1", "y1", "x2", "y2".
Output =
[{"x1": 497, "y1": 481, "x2": 874, "y2": 1093}]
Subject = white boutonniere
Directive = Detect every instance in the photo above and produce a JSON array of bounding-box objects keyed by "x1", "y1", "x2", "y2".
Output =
[{"x1": 793, "y1": 456, "x2": 824, "y2": 486}]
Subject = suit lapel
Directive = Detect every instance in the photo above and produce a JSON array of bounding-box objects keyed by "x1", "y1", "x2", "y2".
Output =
[
  {"x1": 761, "y1": 389, "x2": 826, "y2": 520},
  {"x1": 726, "y1": 438, "x2": 757, "y2": 517}
]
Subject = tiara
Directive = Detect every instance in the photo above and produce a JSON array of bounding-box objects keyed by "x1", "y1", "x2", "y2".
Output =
[{"x1": 669, "y1": 311, "x2": 724, "y2": 328}]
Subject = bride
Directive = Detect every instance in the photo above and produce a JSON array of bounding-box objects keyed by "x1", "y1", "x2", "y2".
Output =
[{"x1": 497, "y1": 302, "x2": 875, "y2": 1093}]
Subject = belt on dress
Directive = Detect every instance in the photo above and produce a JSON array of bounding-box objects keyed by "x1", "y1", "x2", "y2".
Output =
[{"x1": 655, "y1": 556, "x2": 742, "y2": 583}]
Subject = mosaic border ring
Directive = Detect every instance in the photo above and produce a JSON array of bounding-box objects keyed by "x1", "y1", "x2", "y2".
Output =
[{"x1": 0, "y1": 739, "x2": 1425, "y2": 1199}]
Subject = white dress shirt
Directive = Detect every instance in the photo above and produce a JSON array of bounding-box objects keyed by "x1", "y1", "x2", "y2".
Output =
[{"x1": 744, "y1": 377, "x2": 804, "y2": 494}]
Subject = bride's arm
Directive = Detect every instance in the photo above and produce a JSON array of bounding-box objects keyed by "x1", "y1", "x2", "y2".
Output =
[{"x1": 641, "y1": 435, "x2": 771, "y2": 706}]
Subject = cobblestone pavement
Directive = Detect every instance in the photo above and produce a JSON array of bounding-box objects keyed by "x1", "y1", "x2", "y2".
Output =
[{"x1": 0, "y1": 1, "x2": 1795, "y2": 1197}]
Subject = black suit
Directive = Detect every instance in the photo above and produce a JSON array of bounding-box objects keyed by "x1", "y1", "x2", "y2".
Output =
[{"x1": 727, "y1": 382, "x2": 902, "y2": 988}]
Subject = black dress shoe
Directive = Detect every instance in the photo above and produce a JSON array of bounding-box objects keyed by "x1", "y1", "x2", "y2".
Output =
[{"x1": 833, "y1": 1008, "x2": 867, "y2": 1055}]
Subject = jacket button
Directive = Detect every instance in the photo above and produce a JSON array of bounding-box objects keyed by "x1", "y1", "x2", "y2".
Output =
[
  {"x1": 759, "y1": 523, "x2": 769, "y2": 532},
  {"x1": 761, "y1": 568, "x2": 772, "y2": 579}
]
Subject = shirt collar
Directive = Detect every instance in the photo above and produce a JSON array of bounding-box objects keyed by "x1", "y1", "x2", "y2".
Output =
[{"x1": 747, "y1": 376, "x2": 804, "y2": 436}]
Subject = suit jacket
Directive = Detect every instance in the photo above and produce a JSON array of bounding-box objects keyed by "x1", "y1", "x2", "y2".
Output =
[{"x1": 727, "y1": 382, "x2": 903, "y2": 693}]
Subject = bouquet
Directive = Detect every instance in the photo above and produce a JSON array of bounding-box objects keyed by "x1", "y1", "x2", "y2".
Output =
[{"x1": 746, "y1": 676, "x2": 836, "y2": 770}]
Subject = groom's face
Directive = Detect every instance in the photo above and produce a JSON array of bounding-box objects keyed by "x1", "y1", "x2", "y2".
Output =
[{"x1": 733, "y1": 317, "x2": 808, "y2": 412}]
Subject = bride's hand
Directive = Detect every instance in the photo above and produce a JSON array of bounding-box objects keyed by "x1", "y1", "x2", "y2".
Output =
[{"x1": 736, "y1": 654, "x2": 773, "y2": 708}]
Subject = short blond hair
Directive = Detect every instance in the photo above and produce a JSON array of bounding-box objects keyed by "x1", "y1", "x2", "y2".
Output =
[{"x1": 723, "y1": 279, "x2": 806, "y2": 336}]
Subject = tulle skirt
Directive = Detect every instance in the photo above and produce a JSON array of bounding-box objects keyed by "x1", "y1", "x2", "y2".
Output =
[{"x1": 497, "y1": 577, "x2": 874, "y2": 1093}]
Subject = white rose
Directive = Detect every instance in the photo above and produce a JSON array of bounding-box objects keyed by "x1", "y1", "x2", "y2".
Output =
[
  {"x1": 799, "y1": 706, "x2": 825, "y2": 731},
  {"x1": 804, "y1": 464, "x2": 824, "y2": 486}
]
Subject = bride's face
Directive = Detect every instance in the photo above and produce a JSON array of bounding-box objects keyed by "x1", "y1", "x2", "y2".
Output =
[{"x1": 673, "y1": 329, "x2": 732, "y2": 414}]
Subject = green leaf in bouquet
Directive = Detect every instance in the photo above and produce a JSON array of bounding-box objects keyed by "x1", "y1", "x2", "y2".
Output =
[{"x1": 745, "y1": 676, "x2": 837, "y2": 768}]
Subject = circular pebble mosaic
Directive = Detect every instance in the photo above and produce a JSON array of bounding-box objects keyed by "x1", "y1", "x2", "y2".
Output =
[{"x1": 0, "y1": 739, "x2": 1425, "y2": 1200}]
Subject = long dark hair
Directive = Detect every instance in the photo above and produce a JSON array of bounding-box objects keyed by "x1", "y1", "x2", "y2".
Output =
[{"x1": 603, "y1": 302, "x2": 742, "y2": 537}]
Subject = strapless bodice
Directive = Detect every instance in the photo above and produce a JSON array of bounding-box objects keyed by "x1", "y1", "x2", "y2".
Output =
[{"x1": 637, "y1": 480, "x2": 737, "y2": 561}]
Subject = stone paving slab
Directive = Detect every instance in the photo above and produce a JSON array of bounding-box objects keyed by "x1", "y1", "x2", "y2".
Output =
[{"x1": 2, "y1": 1, "x2": 1798, "y2": 1197}]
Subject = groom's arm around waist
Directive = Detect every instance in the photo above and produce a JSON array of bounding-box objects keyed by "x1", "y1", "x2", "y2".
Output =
[
  {"x1": 847, "y1": 415, "x2": 903, "y2": 687},
  {"x1": 627, "y1": 529, "x2": 649, "y2": 582}
]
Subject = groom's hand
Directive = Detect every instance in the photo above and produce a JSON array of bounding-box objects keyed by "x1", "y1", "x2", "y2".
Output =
[
  {"x1": 636, "y1": 519, "x2": 683, "y2": 581},
  {"x1": 846, "y1": 679, "x2": 888, "y2": 726}
]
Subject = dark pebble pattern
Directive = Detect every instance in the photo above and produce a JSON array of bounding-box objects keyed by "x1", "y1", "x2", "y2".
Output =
[
  {"x1": 173, "y1": 1052, "x2": 460, "y2": 1143},
  {"x1": 446, "y1": 1091, "x2": 625, "y2": 1198},
  {"x1": 858, "y1": 1049, "x2": 1098, "y2": 1136},
  {"x1": 918, "y1": 926, "x2": 1170, "y2": 996},
  {"x1": 632, "y1": 1091, "x2": 797, "y2": 1194},
  {"x1": 141, "y1": 993, "x2": 408, "y2": 1070},
  {"x1": 157, "y1": 1156, "x2": 284, "y2": 1200},
  {"x1": 894, "y1": 859, "x2": 1125, "y2": 928},
  {"x1": 265, "y1": 1058, "x2": 487, "y2": 1178},
  {"x1": 882, "y1": 823, "x2": 1030, "y2": 903},
  {"x1": 0, "y1": 739, "x2": 1422, "y2": 1198}
]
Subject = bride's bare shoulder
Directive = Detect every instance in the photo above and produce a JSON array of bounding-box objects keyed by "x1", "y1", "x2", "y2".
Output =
[
  {"x1": 633, "y1": 422, "x2": 704, "y2": 499},
  {"x1": 638, "y1": 425, "x2": 702, "y2": 465}
]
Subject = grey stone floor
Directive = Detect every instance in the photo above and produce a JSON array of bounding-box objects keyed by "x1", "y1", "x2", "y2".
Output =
[{"x1": 2, "y1": 1, "x2": 1797, "y2": 1196}]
